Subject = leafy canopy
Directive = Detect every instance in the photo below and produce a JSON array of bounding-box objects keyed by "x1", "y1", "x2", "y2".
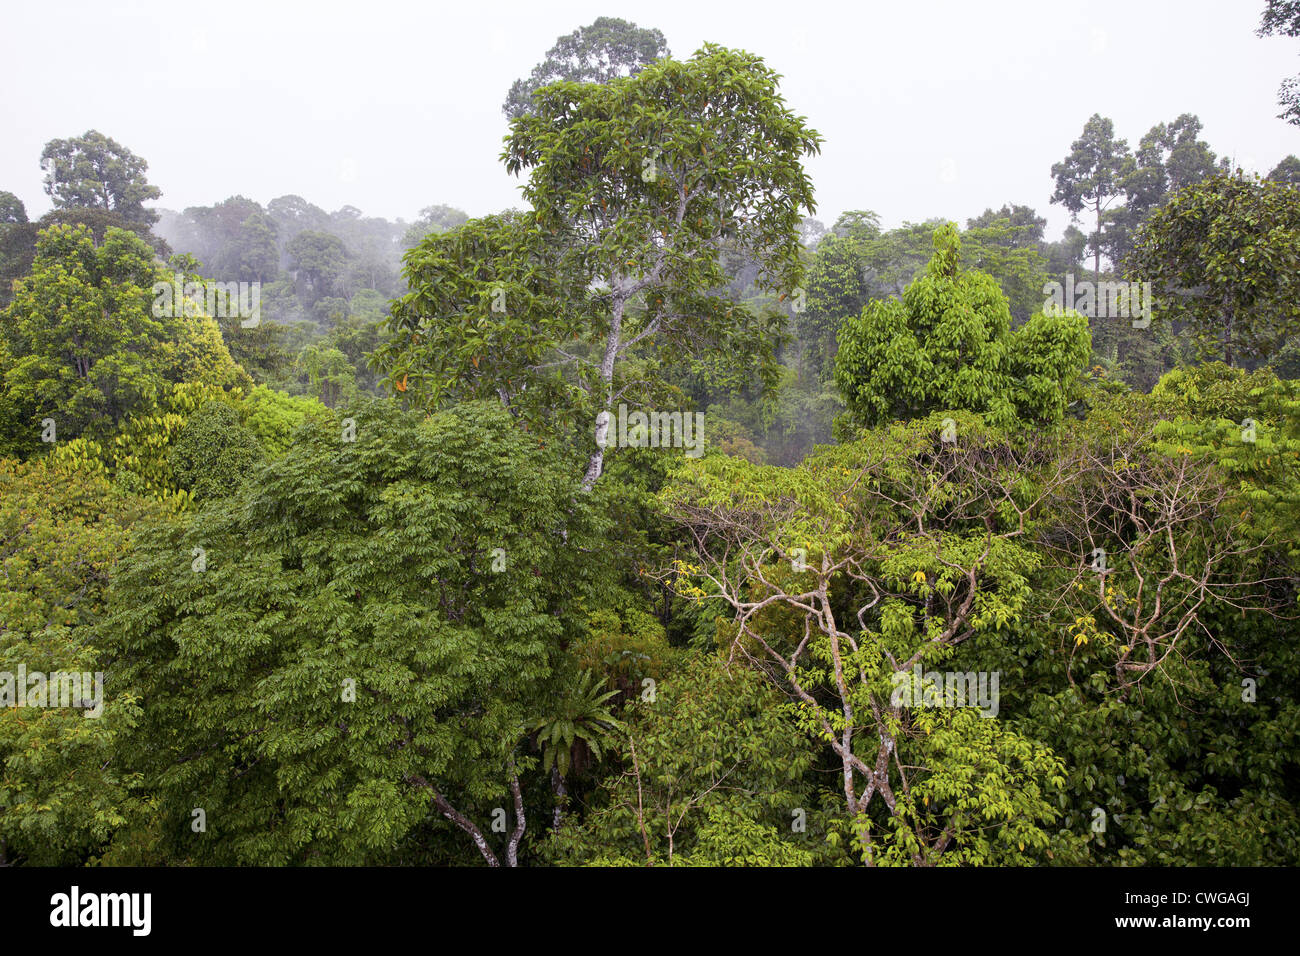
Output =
[{"x1": 833, "y1": 224, "x2": 1090, "y2": 433}]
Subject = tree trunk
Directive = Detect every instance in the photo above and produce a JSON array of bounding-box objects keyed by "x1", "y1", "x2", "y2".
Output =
[
  {"x1": 408, "y1": 772, "x2": 525, "y2": 868},
  {"x1": 1094, "y1": 201, "x2": 1102, "y2": 288},
  {"x1": 551, "y1": 765, "x2": 567, "y2": 831},
  {"x1": 1223, "y1": 304, "x2": 1236, "y2": 367},
  {"x1": 581, "y1": 290, "x2": 626, "y2": 491},
  {"x1": 505, "y1": 760, "x2": 526, "y2": 867},
  {"x1": 1094, "y1": 201, "x2": 1117, "y2": 364}
]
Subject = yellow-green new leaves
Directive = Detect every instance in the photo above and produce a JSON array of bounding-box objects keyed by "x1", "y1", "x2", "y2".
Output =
[
  {"x1": 0, "y1": 458, "x2": 164, "y2": 864},
  {"x1": 0, "y1": 224, "x2": 248, "y2": 459},
  {"x1": 658, "y1": 413, "x2": 1061, "y2": 863}
]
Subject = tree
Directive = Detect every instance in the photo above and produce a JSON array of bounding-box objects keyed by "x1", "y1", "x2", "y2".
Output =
[
  {"x1": 0, "y1": 225, "x2": 248, "y2": 457},
  {"x1": 39, "y1": 131, "x2": 161, "y2": 228},
  {"x1": 295, "y1": 342, "x2": 358, "y2": 407},
  {"x1": 0, "y1": 192, "x2": 26, "y2": 224},
  {"x1": 796, "y1": 212, "x2": 882, "y2": 377},
  {"x1": 1044, "y1": 224, "x2": 1087, "y2": 280},
  {"x1": 1269, "y1": 154, "x2": 1300, "y2": 186},
  {"x1": 184, "y1": 198, "x2": 281, "y2": 282},
  {"x1": 659, "y1": 379, "x2": 1297, "y2": 864},
  {"x1": 1009, "y1": 382, "x2": 1300, "y2": 865},
  {"x1": 1258, "y1": 0, "x2": 1300, "y2": 125},
  {"x1": 166, "y1": 400, "x2": 264, "y2": 501},
  {"x1": 287, "y1": 230, "x2": 348, "y2": 308},
  {"x1": 858, "y1": 220, "x2": 943, "y2": 298},
  {"x1": 266, "y1": 194, "x2": 330, "y2": 240},
  {"x1": 1051, "y1": 115, "x2": 1130, "y2": 282},
  {"x1": 1104, "y1": 114, "x2": 1226, "y2": 269},
  {"x1": 237, "y1": 384, "x2": 327, "y2": 456},
  {"x1": 799, "y1": 216, "x2": 827, "y2": 248},
  {"x1": 833, "y1": 224, "x2": 1090, "y2": 433},
  {"x1": 375, "y1": 211, "x2": 590, "y2": 434},
  {"x1": 36, "y1": 206, "x2": 165, "y2": 256},
  {"x1": 400, "y1": 204, "x2": 470, "y2": 249},
  {"x1": 658, "y1": 414, "x2": 1071, "y2": 864},
  {"x1": 1128, "y1": 171, "x2": 1300, "y2": 366},
  {"x1": 1042, "y1": 421, "x2": 1280, "y2": 690},
  {"x1": 510, "y1": 45, "x2": 819, "y2": 489},
  {"x1": 831, "y1": 209, "x2": 883, "y2": 243},
  {"x1": 0, "y1": 457, "x2": 166, "y2": 865},
  {"x1": 104, "y1": 399, "x2": 612, "y2": 865},
  {"x1": 800, "y1": 232, "x2": 870, "y2": 377},
  {"x1": 966, "y1": 204, "x2": 1045, "y2": 246},
  {"x1": 0, "y1": 196, "x2": 35, "y2": 310},
  {"x1": 382, "y1": 45, "x2": 821, "y2": 490},
  {"x1": 325, "y1": 303, "x2": 387, "y2": 394},
  {"x1": 502, "y1": 16, "x2": 669, "y2": 120},
  {"x1": 549, "y1": 657, "x2": 831, "y2": 866},
  {"x1": 961, "y1": 218, "x2": 1053, "y2": 324}
]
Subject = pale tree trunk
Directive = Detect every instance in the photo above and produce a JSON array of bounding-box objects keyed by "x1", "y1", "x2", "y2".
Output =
[
  {"x1": 408, "y1": 764, "x2": 526, "y2": 867},
  {"x1": 1093, "y1": 201, "x2": 1117, "y2": 364},
  {"x1": 578, "y1": 179, "x2": 691, "y2": 491},
  {"x1": 1093, "y1": 200, "x2": 1102, "y2": 288},
  {"x1": 1223, "y1": 302, "x2": 1236, "y2": 367},
  {"x1": 504, "y1": 759, "x2": 526, "y2": 867},
  {"x1": 581, "y1": 289, "x2": 627, "y2": 492},
  {"x1": 425, "y1": 783, "x2": 500, "y2": 866},
  {"x1": 551, "y1": 766, "x2": 567, "y2": 831}
]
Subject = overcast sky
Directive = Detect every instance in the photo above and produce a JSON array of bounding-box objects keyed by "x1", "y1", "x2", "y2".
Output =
[{"x1": 2, "y1": 0, "x2": 1297, "y2": 240}]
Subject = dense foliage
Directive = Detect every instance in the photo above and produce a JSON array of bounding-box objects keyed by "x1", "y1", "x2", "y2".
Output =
[{"x1": 2, "y1": 13, "x2": 1298, "y2": 869}]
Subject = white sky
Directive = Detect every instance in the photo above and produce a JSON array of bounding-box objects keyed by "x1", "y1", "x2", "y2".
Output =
[{"x1": 2, "y1": 0, "x2": 1297, "y2": 241}]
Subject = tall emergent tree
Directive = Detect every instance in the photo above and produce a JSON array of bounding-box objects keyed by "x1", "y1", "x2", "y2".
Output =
[
  {"x1": 1051, "y1": 114, "x2": 1130, "y2": 283},
  {"x1": 1103, "y1": 114, "x2": 1227, "y2": 269},
  {"x1": 40, "y1": 131, "x2": 162, "y2": 228},
  {"x1": 502, "y1": 17, "x2": 670, "y2": 120},
  {"x1": 511, "y1": 44, "x2": 820, "y2": 488},
  {"x1": 381, "y1": 45, "x2": 822, "y2": 490}
]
